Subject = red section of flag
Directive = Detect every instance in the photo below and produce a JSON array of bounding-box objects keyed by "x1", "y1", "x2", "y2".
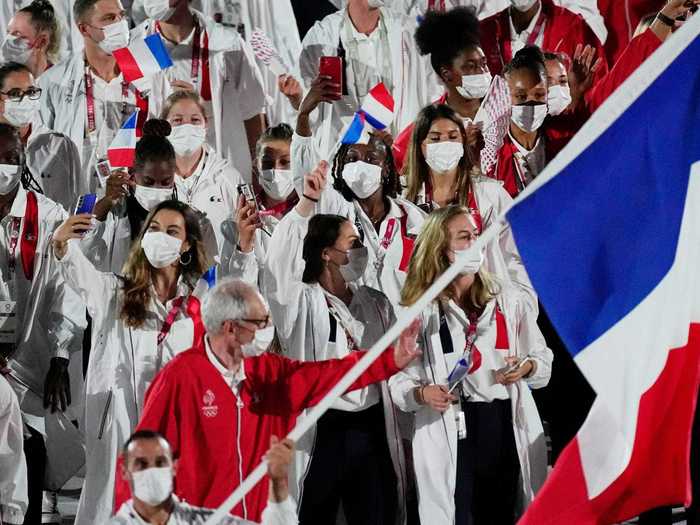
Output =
[
  {"x1": 519, "y1": 323, "x2": 700, "y2": 525},
  {"x1": 112, "y1": 47, "x2": 143, "y2": 84},
  {"x1": 368, "y1": 82, "x2": 394, "y2": 112}
]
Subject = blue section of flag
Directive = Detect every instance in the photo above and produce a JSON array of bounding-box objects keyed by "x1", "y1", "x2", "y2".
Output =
[
  {"x1": 202, "y1": 266, "x2": 217, "y2": 288},
  {"x1": 341, "y1": 112, "x2": 366, "y2": 145},
  {"x1": 122, "y1": 110, "x2": 138, "y2": 130},
  {"x1": 447, "y1": 357, "x2": 470, "y2": 391},
  {"x1": 506, "y1": 34, "x2": 700, "y2": 357},
  {"x1": 144, "y1": 33, "x2": 173, "y2": 69},
  {"x1": 363, "y1": 113, "x2": 384, "y2": 131}
]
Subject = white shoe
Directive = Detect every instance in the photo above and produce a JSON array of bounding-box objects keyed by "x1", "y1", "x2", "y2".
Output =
[{"x1": 41, "y1": 491, "x2": 62, "y2": 524}]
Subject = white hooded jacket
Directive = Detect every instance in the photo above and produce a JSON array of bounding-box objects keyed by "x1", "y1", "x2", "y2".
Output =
[{"x1": 389, "y1": 287, "x2": 553, "y2": 523}]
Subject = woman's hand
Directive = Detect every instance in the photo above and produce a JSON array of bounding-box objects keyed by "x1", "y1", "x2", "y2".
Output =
[
  {"x1": 297, "y1": 160, "x2": 328, "y2": 217},
  {"x1": 298, "y1": 74, "x2": 340, "y2": 117},
  {"x1": 170, "y1": 79, "x2": 196, "y2": 92},
  {"x1": 568, "y1": 44, "x2": 603, "y2": 107},
  {"x1": 278, "y1": 74, "x2": 303, "y2": 110},
  {"x1": 94, "y1": 170, "x2": 133, "y2": 221},
  {"x1": 235, "y1": 194, "x2": 259, "y2": 253},
  {"x1": 495, "y1": 357, "x2": 535, "y2": 385},
  {"x1": 394, "y1": 319, "x2": 422, "y2": 369},
  {"x1": 417, "y1": 384, "x2": 457, "y2": 413},
  {"x1": 52, "y1": 214, "x2": 94, "y2": 259}
]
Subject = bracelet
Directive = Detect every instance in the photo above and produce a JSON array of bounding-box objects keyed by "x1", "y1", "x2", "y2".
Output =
[
  {"x1": 656, "y1": 12, "x2": 675, "y2": 27},
  {"x1": 303, "y1": 193, "x2": 319, "y2": 203},
  {"x1": 415, "y1": 385, "x2": 426, "y2": 405}
]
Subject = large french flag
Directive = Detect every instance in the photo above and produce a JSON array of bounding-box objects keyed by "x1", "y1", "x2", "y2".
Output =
[
  {"x1": 510, "y1": 16, "x2": 700, "y2": 525},
  {"x1": 113, "y1": 34, "x2": 173, "y2": 83},
  {"x1": 107, "y1": 110, "x2": 139, "y2": 168}
]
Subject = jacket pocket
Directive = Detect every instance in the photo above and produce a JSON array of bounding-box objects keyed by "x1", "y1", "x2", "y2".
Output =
[{"x1": 97, "y1": 389, "x2": 113, "y2": 440}]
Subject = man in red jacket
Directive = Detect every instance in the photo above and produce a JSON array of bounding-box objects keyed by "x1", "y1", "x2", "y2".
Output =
[
  {"x1": 479, "y1": 0, "x2": 608, "y2": 79},
  {"x1": 114, "y1": 279, "x2": 420, "y2": 523}
]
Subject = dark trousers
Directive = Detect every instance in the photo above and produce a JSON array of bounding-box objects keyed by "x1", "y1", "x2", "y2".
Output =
[
  {"x1": 455, "y1": 399, "x2": 520, "y2": 525},
  {"x1": 23, "y1": 425, "x2": 46, "y2": 525},
  {"x1": 299, "y1": 403, "x2": 397, "y2": 525}
]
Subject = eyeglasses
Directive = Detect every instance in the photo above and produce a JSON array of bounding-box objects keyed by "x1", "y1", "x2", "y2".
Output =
[
  {"x1": 0, "y1": 87, "x2": 42, "y2": 103},
  {"x1": 237, "y1": 315, "x2": 272, "y2": 329}
]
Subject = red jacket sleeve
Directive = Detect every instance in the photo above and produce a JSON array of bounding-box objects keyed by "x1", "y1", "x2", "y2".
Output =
[
  {"x1": 587, "y1": 29, "x2": 662, "y2": 113},
  {"x1": 280, "y1": 347, "x2": 400, "y2": 412},
  {"x1": 113, "y1": 367, "x2": 182, "y2": 512}
]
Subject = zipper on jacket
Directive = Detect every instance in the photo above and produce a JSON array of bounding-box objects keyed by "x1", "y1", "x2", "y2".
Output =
[{"x1": 98, "y1": 389, "x2": 113, "y2": 440}]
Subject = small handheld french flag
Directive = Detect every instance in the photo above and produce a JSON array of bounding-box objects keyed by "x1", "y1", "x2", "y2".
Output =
[
  {"x1": 340, "y1": 112, "x2": 372, "y2": 145},
  {"x1": 340, "y1": 83, "x2": 395, "y2": 145},
  {"x1": 107, "y1": 110, "x2": 138, "y2": 168},
  {"x1": 193, "y1": 265, "x2": 217, "y2": 299},
  {"x1": 113, "y1": 34, "x2": 173, "y2": 83},
  {"x1": 360, "y1": 83, "x2": 394, "y2": 131}
]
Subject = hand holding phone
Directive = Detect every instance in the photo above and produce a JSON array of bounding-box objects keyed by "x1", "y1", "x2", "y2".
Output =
[{"x1": 318, "y1": 56, "x2": 343, "y2": 100}]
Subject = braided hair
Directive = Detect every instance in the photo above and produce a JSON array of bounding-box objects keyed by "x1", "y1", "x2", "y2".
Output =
[
  {"x1": 330, "y1": 137, "x2": 401, "y2": 202},
  {"x1": 0, "y1": 123, "x2": 42, "y2": 193}
]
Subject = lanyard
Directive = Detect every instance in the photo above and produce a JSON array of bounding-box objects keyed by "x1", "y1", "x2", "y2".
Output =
[
  {"x1": 85, "y1": 65, "x2": 148, "y2": 136},
  {"x1": 84, "y1": 66, "x2": 130, "y2": 134},
  {"x1": 427, "y1": 0, "x2": 446, "y2": 10},
  {"x1": 157, "y1": 296, "x2": 186, "y2": 347},
  {"x1": 6, "y1": 191, "x2": 38, "y2": 282},
  {"x1": 326, "y1": 298, "x2": 359, "y2": 352},
  {"x1": 155, "y1": 20, "x2": 212, "y2": 101},
  {"x1": 424, "y1": 182, "x2": 483, "y2": 234},
  {"x1": 501, "y1": 10, "x2": 547, "y2": 64}
]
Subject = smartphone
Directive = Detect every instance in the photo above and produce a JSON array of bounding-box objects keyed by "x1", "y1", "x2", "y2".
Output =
[
  {"x1": 319, "y1": 56, "x2": 343, "y2": 100},
  {"x1": 95, "y1": 159, "x2": 111, "y2": 187},
  {"x1": 237, "y1": 184, "x2": 271, "y2": 236},
  {"x1": 74, "y1": 193, "x2": 97, "y2": 215}
]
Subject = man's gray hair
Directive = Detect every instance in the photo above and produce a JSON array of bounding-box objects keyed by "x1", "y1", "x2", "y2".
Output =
[{"x1": 201, "y1": 278, "x2": 253, "y2": 335}]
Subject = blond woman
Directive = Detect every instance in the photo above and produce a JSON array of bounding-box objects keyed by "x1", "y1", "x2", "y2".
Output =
[{"x1": 389, "y1": 205, "x2": 552, "y2": 525}]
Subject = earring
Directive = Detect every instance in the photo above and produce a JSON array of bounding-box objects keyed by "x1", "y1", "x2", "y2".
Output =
[{"x1": 179, "y1": 251, "x2": 192, "y2": 266}]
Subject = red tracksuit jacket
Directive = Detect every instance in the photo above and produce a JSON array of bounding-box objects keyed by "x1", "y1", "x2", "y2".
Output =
[
  {"x1": 479, "y1": 0, "x2": 608, "y2": 80},
  {"x1": 113, "y1": 344, "x2": 401, "y2": 523}
]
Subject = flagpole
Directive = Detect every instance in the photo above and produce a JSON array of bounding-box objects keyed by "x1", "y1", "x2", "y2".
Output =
[{"x1": 203, "y1": 215, "x2": 510, "y2": 524}]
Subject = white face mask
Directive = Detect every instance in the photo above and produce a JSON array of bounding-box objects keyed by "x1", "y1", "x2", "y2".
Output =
[
  {"x1": 547, "y1": 85, "x2": 572, "y2": 116},
  {"x1": 511, "y1": 0, "x2": 538, "y2": 12},
  {"x1": 0, "y1": 164, "x2": 21, "y2": 195},
  {"x1": 97, "y1": 19, "x2": 130, "y2": 55},
  {"x1": 131, "y1": 467, "x2": 173, "y2": 506},
  {"x1": 241, "y1": 325, "x2": 275, "y2": 356},
  {"x1": 169, "y1": 124, "x2": 206, "y2": 157},
  {"x1": 259, "y1": 169, "x2": 294, "y2": 201},
  {"x1": 0, "y1": 34, "x2": 33, "y2": 64},
  {"x1": 341, "y1": 161, "x2": 382, "y2": 200},
  {"x1": 143, "y1": 0, "x2": 177, "y2": 21},
  {"x1": 337, "y1": 246, "x2": 369, "y2": 283},
  {"x1": 511, "y1": 103, "x2": 548, "y2": 133},
  {"x1": 134, "y1": 185, "x2": 173, "y2": 212},
  {"x1": 367, "y1": 0, "x2": 385, "y2": 7},
  {"x1": 451, "y1": 245, "x2": 484, "y2": 276},
  {"x1": 425, "y1": 141, "x2": 464, "y2": 174},
  {"x1": 456, "y1": 72, "x2": 492, "y2": 100},
  {"x1": 3, "y1": 98, "x2": 40, "y2": 127},
  {"x1": 141, "y1": 231, "x2": 183, "y2": 269}
]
